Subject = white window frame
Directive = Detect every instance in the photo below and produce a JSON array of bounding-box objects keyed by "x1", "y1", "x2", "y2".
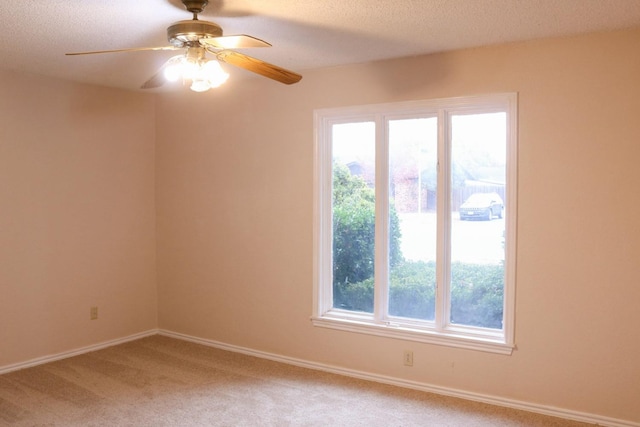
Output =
[{"x1": 312, "y1": 93, "x2": 518, "y2": 355}]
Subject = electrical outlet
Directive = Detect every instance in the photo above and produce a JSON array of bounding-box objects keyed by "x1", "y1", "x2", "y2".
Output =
[
  {"x1": 403, "y1": 350, "x2": 413, "y2": 366},
  {"x1": 90, "y1": 306, "x2": 98, "y2": 320}
]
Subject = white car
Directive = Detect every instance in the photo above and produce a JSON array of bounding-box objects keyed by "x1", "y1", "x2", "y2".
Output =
[{"x1": 459, "y1": 192, "x2": 504, "y2": 220}]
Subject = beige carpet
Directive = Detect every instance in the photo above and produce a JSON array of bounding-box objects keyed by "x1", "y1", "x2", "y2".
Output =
[{"x1": 0, "y1": 335, "x2": 593, "y2": 426}]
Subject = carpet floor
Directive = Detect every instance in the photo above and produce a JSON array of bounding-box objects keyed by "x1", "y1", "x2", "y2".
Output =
[{"x1": 0, "y1": 335, "x2": 594, "y2": 426}]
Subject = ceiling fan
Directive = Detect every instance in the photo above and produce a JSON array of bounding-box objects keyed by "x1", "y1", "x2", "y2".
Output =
[{"x1": 66, "y1": 0, "x2": 302, "y2": 92}]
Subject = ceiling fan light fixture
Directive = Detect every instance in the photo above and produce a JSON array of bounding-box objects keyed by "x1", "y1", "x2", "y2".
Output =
[{"x1": 163, "y1": 54, "x2": 228, "y2": 92}]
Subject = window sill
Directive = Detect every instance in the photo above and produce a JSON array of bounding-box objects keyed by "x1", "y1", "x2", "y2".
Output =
[{"x1": 311, "y1": 313, "x2": 514, "y2": 355}]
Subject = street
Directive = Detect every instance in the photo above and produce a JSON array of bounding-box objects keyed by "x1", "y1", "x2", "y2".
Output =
[{"x1": 398, "y1": 212, "x2": 504, "y2": 264}]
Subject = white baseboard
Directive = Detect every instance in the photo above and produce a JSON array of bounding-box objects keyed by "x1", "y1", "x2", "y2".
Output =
[
  {"x1": 1, "y1": 329, "x2": 635, "y2": 427},
  {"x1": 159, "y1": 329, "x2": 639, "y2": 427},
  {"x1": 0, "y1": 329, "x2": 159, "y2": 375}
]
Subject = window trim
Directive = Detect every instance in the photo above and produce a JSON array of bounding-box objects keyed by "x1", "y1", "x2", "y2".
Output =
[{"x1": 312, "y1": 93, "x2": 518, "y2": 355}]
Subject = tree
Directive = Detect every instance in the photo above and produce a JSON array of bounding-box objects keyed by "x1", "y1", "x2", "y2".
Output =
[{"x1": 332, "y1": 163, "x2": 402, "y2": 310}]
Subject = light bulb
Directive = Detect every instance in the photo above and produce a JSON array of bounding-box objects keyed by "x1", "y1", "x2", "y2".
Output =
[
  {"x1": 163, "y1": 56, "x2": 185, "y2": 82},
  {"x1": 202, "y1": 60, "x2": 229, "y2": 88},
  {"x1": 190, "y1": 79, "x2": 211, "y2": 92},
  {"x1": 164, "y1": 64, "x2": 181, "y2": 82}
]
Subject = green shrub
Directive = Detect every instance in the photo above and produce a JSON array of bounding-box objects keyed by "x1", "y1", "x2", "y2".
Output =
[
  {"x1": 336, "y1": 260, "x2": 504, "y2": 329},
  {"x1": 450, "y1": 262, "x2": 504, "y2": 329},
  {"x1": 388, "y1": 261, "x2": 436, "y2": 320},
  {"x1": 334, "y1": 277, "x2": 374, "y2": 312}
]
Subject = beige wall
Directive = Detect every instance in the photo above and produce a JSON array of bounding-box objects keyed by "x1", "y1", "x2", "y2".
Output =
[
  {"x1": 156, "y1": 28, "x2": 640, "y2": 422},
  {"x1": 1, "y1": 27, "x2": 638, "y2": 424},
  {"x1": 0, "y1": 71, "x2": 158, "y2": 366}
]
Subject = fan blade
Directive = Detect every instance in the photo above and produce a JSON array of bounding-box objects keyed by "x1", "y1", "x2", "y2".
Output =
[
  {"x1": 66, "y1": 46, "x2": 179, "y2": 56},
  {"x1": 140, "y1": 60, "x2": 171, "y2": 90},
  {"x1": 215, "y1": 50, "x2": 302, "y2": 85},
  {"x1": 200, "y1": 35, "x2": 271, "y2": 49}
]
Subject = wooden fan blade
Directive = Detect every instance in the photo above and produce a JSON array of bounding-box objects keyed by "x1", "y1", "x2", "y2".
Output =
[
  {"x1": 200, "y1": 35, "x2": 271, "y2": 49},
  {"x1": 66, "y1": 46, "x2": 179, "y2": 56},
  {"x1": 215, "y1": 50, "x2": 302, "y2": 85}
]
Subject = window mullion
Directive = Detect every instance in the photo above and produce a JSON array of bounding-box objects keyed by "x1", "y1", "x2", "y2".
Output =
[
  {"x1": 374, "y1": 115, "x2": 389, "y2": 323},
  {"x1": 435, "y1": 109, "x2": 452, "y2": 331}
]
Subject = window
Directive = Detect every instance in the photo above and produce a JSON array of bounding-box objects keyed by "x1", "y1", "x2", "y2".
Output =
[{"x1": 313, "y1": 94, "x2": 517, "y2": 354}]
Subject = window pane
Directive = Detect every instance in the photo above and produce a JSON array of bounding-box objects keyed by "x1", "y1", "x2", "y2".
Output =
[
  {"x1": 388, "y1": 118, "x2": 438, "y2": 321},
  {"x1": 332, "y1": 122, "x2": 376, "y2": 313},
  {"x1": 450, "y1": 113, "x2": 506, "y2": 329}
]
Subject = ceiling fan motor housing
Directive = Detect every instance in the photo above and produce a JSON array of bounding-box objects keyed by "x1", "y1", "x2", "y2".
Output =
[
  {"x1": 167, "y1": 20, "x2": 223, "y2": 46},
  {"x1": 181, "y1": 0, "x2": 209, "y2": 14}
]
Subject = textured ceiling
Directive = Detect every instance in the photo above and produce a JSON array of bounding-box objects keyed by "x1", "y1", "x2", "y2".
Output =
[{"x1": 2, "y1": 0, "x2": 640, "y2": 91}]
